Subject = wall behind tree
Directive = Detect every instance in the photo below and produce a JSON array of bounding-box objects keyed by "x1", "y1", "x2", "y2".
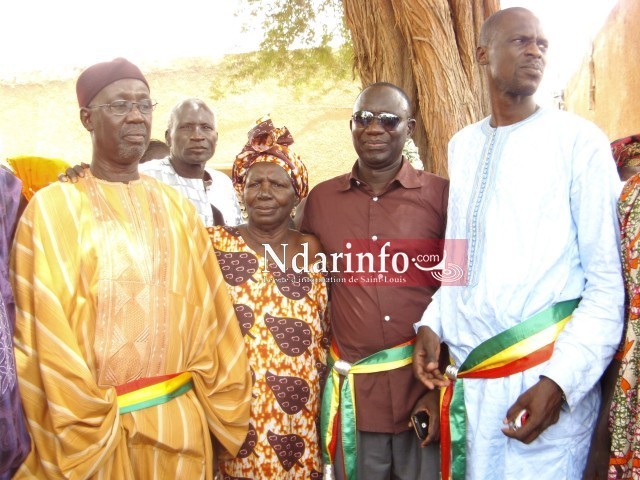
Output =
[
  {"x1": 563, "y1": 0, "x2": 640, "y2": 141},
  {"x1": 0, "y1": 57, "x2": 361, "y2": 187}
]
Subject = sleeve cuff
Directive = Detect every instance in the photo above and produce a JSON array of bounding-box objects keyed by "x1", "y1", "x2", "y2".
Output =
[
  {"x1": 414, "y1": 302, "x2": 443, "y2": 338},
  {"x1": 539, "y1": 371, "x2": 573, "y2": 410}
]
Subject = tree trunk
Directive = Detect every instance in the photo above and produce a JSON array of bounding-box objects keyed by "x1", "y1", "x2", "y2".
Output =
[{"x1": 343, "y1": 0, "x2": 499, "y2": 176}]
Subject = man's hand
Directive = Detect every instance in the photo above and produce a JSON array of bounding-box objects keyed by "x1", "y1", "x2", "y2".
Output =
[
  {"x1": 502, "y1": 376, "x2": 564, "y2": 444},
  {"x1": 58, "y1": 163, "x2": 89, "y2": 183},
  {"x1": 413, "y1": 326, "x2": 449, "y2": 389},
  {"x1": 408, "y1": 390, "x2": 441, "y2": 447}
]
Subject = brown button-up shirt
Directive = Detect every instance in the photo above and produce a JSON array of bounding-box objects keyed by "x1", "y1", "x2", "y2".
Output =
[{"x1": 301, "y1": 159, "x2": 448, "y2": 433}]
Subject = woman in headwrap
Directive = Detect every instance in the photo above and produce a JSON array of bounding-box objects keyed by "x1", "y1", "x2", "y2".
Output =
[
  {"x1": 613, "y1": 134, "x2": 640, "y2": 183},
  {"x1": 584, "y1": 135, "x2": 640, "y2": 479},
  {"x1": 210, "y1": 118, "x2": 328, "y2": 479},
  {"x1": 605, "y1": 135, "x2": 640, "y2": 479}
]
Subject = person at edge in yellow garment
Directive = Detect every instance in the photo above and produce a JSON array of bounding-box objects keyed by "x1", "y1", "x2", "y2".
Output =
[{"x1": 10, "y1": 57, "x2": 251, "y2": 479}]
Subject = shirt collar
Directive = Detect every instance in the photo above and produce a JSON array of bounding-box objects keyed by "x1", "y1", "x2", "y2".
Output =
[
  {"x1": 166, "y1": 156, "x2": 212, "y2": 186},
  {"x1": 203, "y1": 169, "x2": 213, "y2": 187},
  {"x1": 338, "y1": 157, "x2": 422, "y2": 192}
]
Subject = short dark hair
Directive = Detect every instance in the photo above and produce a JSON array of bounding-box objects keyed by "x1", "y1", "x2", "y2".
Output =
[
  {"x1": 167, "y1": 98, "x2": 216, "y2": 131},
  {"x1": 358, "y1": 82, "x2": 413, "y2": 116},
  {"x1": 480, "y1": 7, "x2": 534, "y2": 46}
]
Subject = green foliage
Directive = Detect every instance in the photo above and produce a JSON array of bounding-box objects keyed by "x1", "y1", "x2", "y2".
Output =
[
  {"x1": 209, "y1": 0, "x2": 354, "y2": 101},
  {"x1": 242, "y1": 0, "x2": 349, "y2": 51}
]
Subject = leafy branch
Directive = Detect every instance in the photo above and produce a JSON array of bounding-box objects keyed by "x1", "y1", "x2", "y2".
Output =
[{"x1": 209, "y1": 0, "x2": 355, "y2": 101}]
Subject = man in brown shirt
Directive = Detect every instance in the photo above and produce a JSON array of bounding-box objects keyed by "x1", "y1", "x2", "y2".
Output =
[{"x1": 302, "y1": 82, "x2": 448, "y2": 480}]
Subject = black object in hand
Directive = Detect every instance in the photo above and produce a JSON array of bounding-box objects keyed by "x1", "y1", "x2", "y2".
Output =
[{"x1": 411, "y1": 411, "x2": 429, "y2": 440}]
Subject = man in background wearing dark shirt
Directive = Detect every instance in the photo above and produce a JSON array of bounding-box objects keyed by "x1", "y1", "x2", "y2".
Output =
[{"x1": 302, "y1": 82, "x2": 448, "y2": 480}]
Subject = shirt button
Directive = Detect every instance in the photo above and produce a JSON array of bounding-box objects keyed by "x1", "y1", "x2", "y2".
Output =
[
  {"x1": 384, "y1": 315, "x2": 391, "y2": 322},
  {"x1": 372, "y1": 235, "x2": 378, "y2": 241},
  {"x1": 373, "y1": 196, "x2": 379, "y2": 202}
]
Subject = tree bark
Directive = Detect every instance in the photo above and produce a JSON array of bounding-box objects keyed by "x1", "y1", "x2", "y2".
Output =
[{"x1": 343, "y1": 0, "x2": 499, "y2": 176}]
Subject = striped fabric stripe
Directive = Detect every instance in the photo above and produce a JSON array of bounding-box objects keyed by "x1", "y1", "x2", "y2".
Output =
[{"x1": 116, "y1": 372, "x2": 194, "y2": 414}]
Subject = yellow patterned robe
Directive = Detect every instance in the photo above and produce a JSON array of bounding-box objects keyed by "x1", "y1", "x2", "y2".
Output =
[{"x1": 11, "y1": 172, "x2": 251, "y2": 479}]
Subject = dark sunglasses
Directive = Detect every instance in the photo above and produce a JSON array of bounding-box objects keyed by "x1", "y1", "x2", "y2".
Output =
[{"x1": 352, "y1": 110, "x2": 404, "y2": 131}]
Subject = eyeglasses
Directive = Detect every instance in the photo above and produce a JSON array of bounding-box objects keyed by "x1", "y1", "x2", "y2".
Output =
[
  {"x1": 87, "y1": 99, "x2": 157, "y2": 116},
  {"x1": 352, "y1": 110, "x2": 407, "y2": 131}
]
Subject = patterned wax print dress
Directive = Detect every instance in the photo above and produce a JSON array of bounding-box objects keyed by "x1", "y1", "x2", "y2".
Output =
[
  {"x1": 610, "y1": 175, "x2": 640, "y2": 479},
  {"x1": 211, "y1": 226, "x2": 328, "y2": 479}
]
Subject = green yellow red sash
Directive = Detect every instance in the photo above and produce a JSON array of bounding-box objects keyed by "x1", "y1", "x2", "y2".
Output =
[
  {"x1": 440, "y1": 298, "x2": 579, "y2": 480},
  {"x1": 321, "y1": 339, "x2": 415, "y2": 480},
  {"x1": 116, "y1": 372, "x2": 194, "y2": 414}
]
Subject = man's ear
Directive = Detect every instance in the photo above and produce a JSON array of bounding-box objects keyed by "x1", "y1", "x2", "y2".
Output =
[
  {"x1": 407, "y1": 118, "x2": 416, "y2": 137},
  {"x1": 476, "y1": 45, "x2": 489, "y2": 65},
  {"x1": 79, "y1": 108, "x2": 93, "y2": 132},
  {"x1": 164, "y1": 129, "x2": 171, "y2": 147}
]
